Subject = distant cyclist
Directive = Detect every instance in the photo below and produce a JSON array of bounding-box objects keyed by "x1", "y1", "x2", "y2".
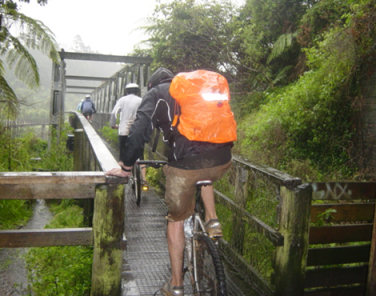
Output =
[
  {"x1": 80, "y1": 95, "x2": 96, "y2": 121},
  {"x1": 110, "y1": 83, "x2": 147, "y2": 186},
  {"x1": 106, "y1": 68, "x2": 236, "y2": 296}
]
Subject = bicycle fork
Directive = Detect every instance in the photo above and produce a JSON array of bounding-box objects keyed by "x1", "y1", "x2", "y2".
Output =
[{"x1": 184, "y1": 213, "x2": 207, "y2": 294}]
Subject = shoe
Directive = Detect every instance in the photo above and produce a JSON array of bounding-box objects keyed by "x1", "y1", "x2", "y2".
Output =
[
  {"x1": 160, "y1": 281, "x2": 184, "y2": 296},
  {"x1": 205, "y1": 219, "x2": 223, "y2": 238}
]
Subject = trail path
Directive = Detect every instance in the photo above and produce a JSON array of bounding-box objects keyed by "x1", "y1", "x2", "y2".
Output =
[{"x1": 0, "y1": 200, "x2": 52, "y2": 296}]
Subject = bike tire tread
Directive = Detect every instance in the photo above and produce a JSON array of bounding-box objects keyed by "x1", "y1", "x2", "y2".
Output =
[{"x1": 195, "y1": 233, "x2": 227, "y2": 296}]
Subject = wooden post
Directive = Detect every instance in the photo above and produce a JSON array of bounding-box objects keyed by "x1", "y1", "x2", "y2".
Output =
[
  {"x1": 73, "y1": 129, "x2": 84, "y2": 171},
  {"x1": 74, "y1": 128, "x2": 93, "y2": 226},
  {"x1": 366, "y1": 204, "x2": 376, "y2": 295},
  {"x1": 91, "y1": 183, "x2": 125, "y2": 296},
  {"x1": 273, "y1": 183, "x2": 312, "y2": 296},
  {"x1": 231, "y1": 164, "x2": 248, "y2": 254}
]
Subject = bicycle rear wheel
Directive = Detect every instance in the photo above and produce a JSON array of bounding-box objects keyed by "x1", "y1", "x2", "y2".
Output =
[
  {"x1": 193, "y1": 234, "x2": 227, "y2": 296},
  {"x1": 132, "y1": 164, "x2": 142, "y2": 206}
]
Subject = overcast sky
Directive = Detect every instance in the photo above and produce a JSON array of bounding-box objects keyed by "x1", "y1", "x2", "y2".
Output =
[{"x1": 20, "y1": 0, "x2": 245, "y2": 56}]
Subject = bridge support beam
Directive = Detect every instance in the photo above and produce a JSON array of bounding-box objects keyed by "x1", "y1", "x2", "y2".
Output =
[{"x1": 91, "y1": 183, "x2": 125, "y2": 296}]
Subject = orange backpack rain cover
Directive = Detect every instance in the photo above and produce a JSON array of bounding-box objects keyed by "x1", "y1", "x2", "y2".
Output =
[{"x1": 169, "y1": 70, "x2": 237, "y2": 143}]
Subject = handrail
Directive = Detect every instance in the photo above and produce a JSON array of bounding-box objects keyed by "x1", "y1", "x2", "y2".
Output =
[
  {"x1": 74, "y1": 112, "x2": 120, "y2": 172},
  {"x1": 232, "y1": 155, "x2": 302, "y2": 189},
  {"x1": 214, "y1": 189, "x2": 284, "y2": 246},
  {"x1": 0, "y1": 171, "x2": 106, "y2": 184}
]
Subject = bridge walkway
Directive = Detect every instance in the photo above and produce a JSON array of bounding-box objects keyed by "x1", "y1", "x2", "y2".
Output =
[
  {"x1": 121, "y1": 184, "x2": 194, "y2": 296},
  {"x1": 121, "y1": 182, "x2": 247, "y2": 296}
]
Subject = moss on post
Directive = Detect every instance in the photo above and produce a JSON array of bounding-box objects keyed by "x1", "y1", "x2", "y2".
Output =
[
  {"x1": 91, "y1": 184, "x2": 125, "y2": 296},
  {"x1": 73, "y1": 129, "x2": 84, "y2": 171},
  {"x1": 273, "y1": 184, "x2": 311, "y2": 296}
]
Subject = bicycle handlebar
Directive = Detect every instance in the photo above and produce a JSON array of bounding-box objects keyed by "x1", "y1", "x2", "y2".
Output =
[{"x1": 136, "y1": 160, "x2": 168, "y2": 168}]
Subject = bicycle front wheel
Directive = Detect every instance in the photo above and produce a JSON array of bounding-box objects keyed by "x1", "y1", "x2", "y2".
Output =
[
  {"x1": 193, "y1": 234, "x2": 227, "y2": 296},
  {"x1": 132, "y1": 164, "x2": 142, "y2": 206}
]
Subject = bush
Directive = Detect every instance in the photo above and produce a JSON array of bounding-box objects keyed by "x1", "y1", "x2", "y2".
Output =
[
  {"x1": 238, "y1": 26, "x2": 357, "y2": 179},
  {"x1": 0, "y1": 200, "x2": 33, "y2": 230},
  {"x1": 99, "y1": 126, "x2": 118, "y2": 149},
  {"x1": 25, "y1": 200, "x2": 92, "y2": 296}
]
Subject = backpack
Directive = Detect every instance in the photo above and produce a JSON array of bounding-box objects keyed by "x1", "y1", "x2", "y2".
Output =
[
  {"x1": 81, "y1": 100, "x2": 93, "y2": 113},
  {"x1": 169, "y1": 70, "x2": 237, "y2": 144}
]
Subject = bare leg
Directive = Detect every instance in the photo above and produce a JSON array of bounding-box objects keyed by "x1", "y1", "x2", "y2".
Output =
[
  {"x1": 201, "y1": 185, "x2": 217, "y2": 222},
  {"x1": 167, "y1": 220, "x2": 185, "y2": 287},
  {"x1": 140, "y1": 165, "x2": 147, "y2": 181}
]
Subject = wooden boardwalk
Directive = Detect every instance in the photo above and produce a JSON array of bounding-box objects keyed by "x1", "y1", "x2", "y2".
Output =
[
  {"x1": 121, "y1": 183, "x2": 252, "y2": 296},
  {"x1": 122, "y1": 184, "x2": 170, "y2": 296}
]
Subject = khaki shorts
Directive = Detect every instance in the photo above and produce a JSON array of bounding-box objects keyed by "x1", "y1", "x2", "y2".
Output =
[{"x1": 163, "y1": 161, "x2": 231, "y2": 222}]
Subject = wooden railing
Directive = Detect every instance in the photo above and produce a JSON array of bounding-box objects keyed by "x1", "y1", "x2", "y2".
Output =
[{"x1": 0, "y1": 112, "x2": 126, "y2": 296}]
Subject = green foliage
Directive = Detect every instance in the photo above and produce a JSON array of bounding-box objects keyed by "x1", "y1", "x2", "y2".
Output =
[
  {"x1": 0, "y1": 0, "x2": 59, "y2": 118},
  {"x1": 215, "y1": 168, "x2": 277, "y2": 280},
  {"x1": 238, "y1": 23, "x2": 359, "y2": 177},
  {"x1": 297, "y1": 0, "x2": 351, "y2": 48},
  {"x1": 230, "y1": 91, "x2": 268, "y2": 121},
  {"x1": 26, "y1": 246, "x2": 92, "y2": 296},
  {"x1": 233, "y1": 0, "x2": 310, "y2": 89},
  {"x1": 25, "y1": 199, "x2": 92, "y2": 296},
  {"x1": 312, "y1": 208, "x2": 337, "y2": 227},
  {"x1": 0, "y1": 200, "x2": 33, "y2": 229},
  {"x1": 145, "y1": 166, "x2": 165, "y2": 194},
  {"x1": 37, "y1": 124, "x2": 74, "y2": 171},
  {"x1": 145, "y1": 0, "x2": 238, "y2": 74},
  {"x1": 0, "y1": 131, "x2": 37, "y2": 171},
  {"x1": 236, "y1": 0, "x2": 376, "y2": 180},
  {"x1": 267, "y1": 32, "x2": 298, "y2": 64},
  {"x1": 99, "y1": 125, "x2": 118, "y2": 149},
  {"x1": 0, "y1": 128, "x2": 72, "y2": 172},
  {"x1": 47, "y1": 200, "x2": 84, "y2": 228},
  {"x1": 0, "y1": 125, "x2": 73, "y2": 230}
]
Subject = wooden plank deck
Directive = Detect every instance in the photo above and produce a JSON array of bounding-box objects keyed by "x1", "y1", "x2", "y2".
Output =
[
  {"x1": 121, "y1": 183, "x2": 253, "y2": 296},
  {"x1": 122, "y1": 184, "x2": 171, "y2": 296}
]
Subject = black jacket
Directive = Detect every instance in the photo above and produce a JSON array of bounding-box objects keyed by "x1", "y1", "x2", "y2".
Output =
[{"x1": 122, "y1": 82, "x2": 232, "y2": 169}]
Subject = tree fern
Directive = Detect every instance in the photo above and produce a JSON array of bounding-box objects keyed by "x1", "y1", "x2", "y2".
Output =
[
  {"x1": 267, "y1": 32, "x2": 297, "y2": 64},
  {"x1": 0, "y1": 74, "x2": 18, "y2": 117},
  {"x1": 0, "y1": 0, "x2": 59, "y2": 118}
]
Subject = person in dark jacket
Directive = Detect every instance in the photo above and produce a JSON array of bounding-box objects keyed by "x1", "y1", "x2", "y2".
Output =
[
  {"x1": 80, "y1": 95, "x2": 96, "y2": 121},
  {"x1": 106, "y1": 67, "x2": 233, "y2": 296}
]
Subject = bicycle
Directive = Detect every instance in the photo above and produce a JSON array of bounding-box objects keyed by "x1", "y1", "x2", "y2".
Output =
[
  {"x1": 130, "y1": 160, "x2": 150, "y2": 206},
  {"x1": 183, "y1": 180, "x2": 227, "y2": 296},
  {"x1": 138, "y1": 160, "x2": 227, "y2": 296}
]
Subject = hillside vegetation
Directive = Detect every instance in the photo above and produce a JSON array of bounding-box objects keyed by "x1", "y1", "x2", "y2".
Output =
[{"x1": 144, "y1": 0, "x2": 376, "y2": 180}]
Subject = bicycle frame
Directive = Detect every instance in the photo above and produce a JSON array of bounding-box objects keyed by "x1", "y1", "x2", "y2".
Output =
[
  {"x1": 184, "y1": 180, "x2": 227, "y2": 295},
  {"x1": 192, "y1": 212, "x2": 207, "y2": 293}
]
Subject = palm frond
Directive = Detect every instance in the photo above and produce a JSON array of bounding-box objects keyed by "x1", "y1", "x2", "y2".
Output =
[{"x1": 267, "y1": 32, "x2": 297, "y2": 64}]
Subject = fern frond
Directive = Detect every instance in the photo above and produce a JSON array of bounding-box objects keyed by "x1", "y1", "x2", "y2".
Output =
[
  {"x1": 267, "y1": 32, "x2": 297, "y2": 64},
  {"x1": 5, "y1": 31, "x2": 40, "y2": 87},
  {"x1": 272, "y1": 65, "x2": 293, "y2": 85},
  {"x1": 10, "y1": 11, "x2": 60, "y2": 63},
  {"x1": 0, "y1": 74, "x2": 19, "y2": 118}
]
